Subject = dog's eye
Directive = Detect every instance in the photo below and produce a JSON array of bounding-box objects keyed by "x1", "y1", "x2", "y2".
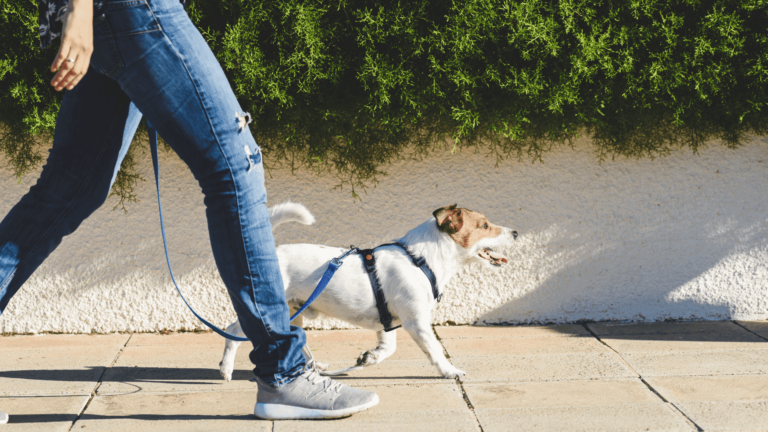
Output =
[{"x1": 482, "y1": 223, "x2": 488, "y2": 229}]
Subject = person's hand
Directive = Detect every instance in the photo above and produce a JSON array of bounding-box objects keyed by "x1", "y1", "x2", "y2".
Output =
[{"x1": 50, "y1": 0, "x2": 94, "y2": 91}]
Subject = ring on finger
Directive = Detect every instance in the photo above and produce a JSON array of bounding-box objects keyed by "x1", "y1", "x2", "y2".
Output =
[{"x1": 66, "y1": 58, "x2": 75, "y2": 63}]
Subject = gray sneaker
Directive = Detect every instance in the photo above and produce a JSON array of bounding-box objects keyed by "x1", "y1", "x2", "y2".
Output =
[
  {"x1": 253, "y1": 351, "x2": 378, "y2": 420},
  {"x1": 0, "y1": 410, "x2": 8, "y2": 424}
]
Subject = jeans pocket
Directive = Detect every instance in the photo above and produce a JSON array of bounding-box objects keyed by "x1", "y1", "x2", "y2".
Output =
[
  {"x1": 104, "y1": 0, "x2": 162, "y2": 37},
  {"x1": 91, "y1": 15, "x2": 124, "y2": 77}
]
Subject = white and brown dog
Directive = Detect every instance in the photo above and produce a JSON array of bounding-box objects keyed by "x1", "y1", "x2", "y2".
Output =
[{"x1": 219, "y1": 203, "x2": 516, "y2": 380}]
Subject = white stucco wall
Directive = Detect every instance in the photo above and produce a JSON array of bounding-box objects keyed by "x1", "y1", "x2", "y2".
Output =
[{"x1": 1, "y1": 136, "x2": 767, "y2": 334}]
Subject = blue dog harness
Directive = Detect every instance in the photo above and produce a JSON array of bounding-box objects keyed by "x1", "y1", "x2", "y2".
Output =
[
  {"x1": 355, "y1": 243, "x2": 442, "y2": 332},
  {"x1": 148, "y1": 125, "x2": 440, "y2": 341}
]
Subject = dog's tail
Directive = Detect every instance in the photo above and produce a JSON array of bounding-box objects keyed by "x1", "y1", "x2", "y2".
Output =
[{"x1": 269, "y1": 202, "x2": 315, "y2": 229}]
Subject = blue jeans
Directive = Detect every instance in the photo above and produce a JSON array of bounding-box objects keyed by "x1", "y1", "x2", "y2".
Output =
[{"x1": 0, "y1": 0, "x2": 305, "y2": 385}]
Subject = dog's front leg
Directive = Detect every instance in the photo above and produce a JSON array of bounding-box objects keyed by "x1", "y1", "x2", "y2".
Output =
[
  {"x1": 357, "y1": 330, "x2": 397, "y2": 366},
  {"x1": 403, "y1": 321, "x2": 466, "y2": 379},
  {"x1": 219, "y1": 320, "x2": 245, "y2": 382}
]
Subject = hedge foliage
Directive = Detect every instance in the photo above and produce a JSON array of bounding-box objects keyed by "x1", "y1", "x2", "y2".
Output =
[{"x1": 2, "y1": 0, "x2": 767, "y2": 204}]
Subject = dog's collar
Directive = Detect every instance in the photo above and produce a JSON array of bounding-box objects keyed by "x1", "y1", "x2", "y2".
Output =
[{"x1": 356, "y1": 242, "x2": 442, "y2": 333}]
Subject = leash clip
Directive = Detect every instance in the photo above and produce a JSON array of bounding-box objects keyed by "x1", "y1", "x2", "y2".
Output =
[{"x1": 332, "y1": 245, "x2": 359, "y2": 266}]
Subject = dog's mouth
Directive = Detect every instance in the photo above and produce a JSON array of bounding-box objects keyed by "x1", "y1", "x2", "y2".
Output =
[{"x1": 478, "y1": 248, "x2": 508, "y2": 267}]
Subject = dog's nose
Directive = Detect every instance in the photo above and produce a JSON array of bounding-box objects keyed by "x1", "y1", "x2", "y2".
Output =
[{"x1": 512, "y1": 231, "x2": 518, "y2": 239}]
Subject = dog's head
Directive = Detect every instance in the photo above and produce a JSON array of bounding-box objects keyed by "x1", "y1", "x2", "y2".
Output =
[{"x1": 433, "y1": 204, "x2": 517, "y2": 267}]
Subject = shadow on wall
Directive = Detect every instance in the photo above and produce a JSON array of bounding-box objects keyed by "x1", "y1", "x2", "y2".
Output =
[{"x1": 469, "y1": 142, "x2": 768, "y2": 325}]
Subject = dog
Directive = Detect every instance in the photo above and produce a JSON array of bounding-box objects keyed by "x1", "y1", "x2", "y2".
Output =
[{"x1": 218, "y1": 202, "x2": 517, "y2": 379}]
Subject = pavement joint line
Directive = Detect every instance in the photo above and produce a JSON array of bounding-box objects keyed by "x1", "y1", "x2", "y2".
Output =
[
  {"x1": 66, "y1": 332, "x2": 134, "y2": 432},
  {"x1": 581, "y1": 323, "x2": 703, "y2": 431},
  {"x1": 732, "y1": 320, "x2": 768, "y2": 342},
  {"x1": 432, "y1": 326, "x2": 484, "y2": 432}
]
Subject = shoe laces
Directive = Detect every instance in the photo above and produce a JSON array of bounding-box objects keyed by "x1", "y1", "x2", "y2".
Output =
[{"x1": 302, "y1": 346, "x2": 344, "y2": 396}]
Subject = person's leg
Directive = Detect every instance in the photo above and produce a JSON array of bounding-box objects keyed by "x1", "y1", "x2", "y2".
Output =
[
  {"x1": 92, "y1": 0, "x2": 307, "y2": 384},
  {"x1": 0, "y1": 70, "x2": 140, "y2": 313}
]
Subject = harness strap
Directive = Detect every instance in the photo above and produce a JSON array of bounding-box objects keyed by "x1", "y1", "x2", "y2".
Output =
[
  {"x1": 359, "y1": 248, "x2": 400, "y2": 332},
  {"x1": 394, "y1": 242, "x2": 442, "y2": 302}
]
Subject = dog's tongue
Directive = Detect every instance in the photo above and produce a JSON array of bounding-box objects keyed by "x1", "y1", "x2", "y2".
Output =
[
  {"x1": 488, "y1": 250, "x2": 508, "y2": 263},
  {"x1": 479, "y1": 248, "x2": 508, "y2": 264}
]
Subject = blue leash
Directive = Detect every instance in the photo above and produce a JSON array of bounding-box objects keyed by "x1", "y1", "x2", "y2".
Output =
[{"x1": 147, "y1": 125, "x2": 345, "y2": 342}]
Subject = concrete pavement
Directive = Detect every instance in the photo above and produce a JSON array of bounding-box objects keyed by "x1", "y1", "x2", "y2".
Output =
[{"x1": 2, "y1": 321, "x2": 768, "y2": 431}]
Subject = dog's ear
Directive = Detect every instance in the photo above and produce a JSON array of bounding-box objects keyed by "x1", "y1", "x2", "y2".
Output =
[{"x1": 433, "y1": 204, "x2": 462, "y2": 234}]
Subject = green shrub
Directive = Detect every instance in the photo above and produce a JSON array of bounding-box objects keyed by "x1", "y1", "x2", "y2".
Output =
[{"x1": 2, "y1": 0, "x2": 767, "y2": 205}]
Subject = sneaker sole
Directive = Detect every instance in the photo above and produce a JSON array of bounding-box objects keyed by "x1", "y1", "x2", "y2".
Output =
[{"x1": 254, "y1": 394, "x2": 379, "y2": 420}]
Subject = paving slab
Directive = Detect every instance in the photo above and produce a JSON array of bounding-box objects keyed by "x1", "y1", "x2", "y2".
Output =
[
  {"x1": 647, "y1": 375, "x2": 768, "y2": 403},
  {"x1": 673, "y1": 401, "x2": 768, "y2": 431},
  {"x1": 598, "y1": 333, "x2": 766, "y2": 353},
  {"x1": 435, "y1": 324, "x2": 590, "y2": 339},
  {"x1": 465, "y1": 379, "x2": 692, "y2": 431},
  {"x1": 451, "y1": 352, "x2": 635, "y2": 383},
  {"x1": 442, "y1": 329, "x2": 632, "y2": 383},
  {"x1": 621, "y1": 349, "x2": 768, "y2": 377},
  {"x1": 588, "y1": 321, "x2": 746, "y2": 337},
  {"x1": 0, "y1": 334, "x2": 129, "y2": 396},
  {"x1": 274, "y1": 384, "x2": 476, "y2": 432},
  {"x1": 97, "y1": 345, "x2": 253, "y2": 395},
  {"x1": 646, "y1": 375, "x2": 768, "y2": 430},
  {"x1": 736, "y1": 321, "x2": 768, "y2": 340},
  {"x1": 0, "y1": 395, "x2": 89, "y2": 432},
  {"x1": 75, "y1": 390, "x2": 269, "y2": 432},
  {"x1": 474, "y1": 404, "x2": 691, "y2": 432},
  {"x1": 463, "y1": 379, "x2": 659, "y2": 407},
  {"x1": 442, "y1": 336, "x2": 607, "y2": 357},
  {"x1": 128, "y1": 332, "x2": 226, "y2": 347}
]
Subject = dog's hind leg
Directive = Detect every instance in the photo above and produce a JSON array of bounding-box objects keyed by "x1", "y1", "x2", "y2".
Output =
[
  {"x1": 219, "y1": 320, "x2": 245, "y2": 382},
  {"x1": 403, "y1": 320, "x2": 466, "y2": 379},
  {"x1": 356, "y1": 330, "x2": 397, "y2": 366}
]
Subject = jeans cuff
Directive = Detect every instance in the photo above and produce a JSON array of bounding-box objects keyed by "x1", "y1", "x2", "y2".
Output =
[{"x1": 260, "y1": 363, "x2": 306, "y2": 388}]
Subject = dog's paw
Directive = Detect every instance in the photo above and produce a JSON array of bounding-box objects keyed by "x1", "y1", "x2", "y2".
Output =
[
  {"x1": 441, "y1": 366, "x2": 467, "y2": 379},
  {"x1": 219, "y1": 360, "x2": 234, "y2": 382},
  {"x1": 316, "y1": 362, "x2": 329, "y2": 371},
  {"x1": 356, "y1": 350, "x2": 380, "y2": 366}
]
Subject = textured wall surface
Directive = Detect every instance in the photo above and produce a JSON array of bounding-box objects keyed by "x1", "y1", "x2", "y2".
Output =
[{"x1": 1, "y1": 137, "x2": 767, "y2": 334}]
